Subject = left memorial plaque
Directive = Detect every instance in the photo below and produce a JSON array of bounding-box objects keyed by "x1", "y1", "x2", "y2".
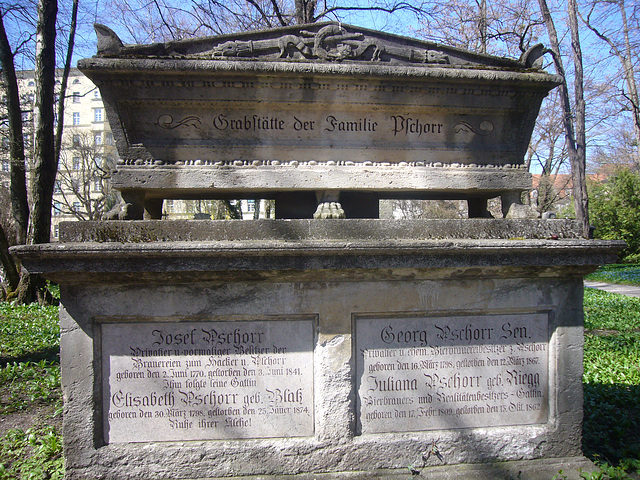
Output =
[{"x1": 101, "y1": 319, "x2": 315, "y2": 443}]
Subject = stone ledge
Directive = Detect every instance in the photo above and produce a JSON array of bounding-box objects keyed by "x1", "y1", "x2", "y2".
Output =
[
  {"x1": 171, "y1": 456, "x2": 597, "y2": 480},
  {"x1": 12, "y1": 233, "x2": 624, "y2": 286},
  {"x1": 78, "y1": 56, "x2": 562, "y2": 86},
  {"x1": 59, "y1": 219, "x2": 585, "y2": 243}
]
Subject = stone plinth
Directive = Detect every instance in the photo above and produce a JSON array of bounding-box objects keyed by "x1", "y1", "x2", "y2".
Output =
[{"x1": 13, "y1": 219, "x2": 624, "y2": 480}]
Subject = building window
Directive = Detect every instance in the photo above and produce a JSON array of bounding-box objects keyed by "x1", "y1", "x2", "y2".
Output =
[
  {"x1": 73, "y1": 157, "x2": 81, "y2": 170},
  {"x1": 247, "y1": 200, "x2": 256, "y2": 212},
  {"x1": 72, "y1": 134, "x2": 81, "y2": 147},
  {"x1": 105, "y1": 132, "x2": 114, "y2": 145},
  {"x1": 54, "y1": 224, "x2": 59, "y2": 238},
  {"x1": 54, "y1": 180, "x2": 61, "y2": 193},
  {"x1": 93, "y1": 178, "x2": 102, "y2": 192},
  {"x1": 94, "y1": 132, "x2": 103, "y2": 145},
  {"x1": 72, "y1": 112, "x2": 80, "y2": 125},
  {"x1": 53, "y1": 201, "x2": 63, "y2": 216},
  {"x1": 93, "y1": 90, "x2": 100, "y2": 99},
  {"x1": 27, "y1": 93, "x2": 34, "y2": 103},
  {"x1": 72, "y1": 201, "x2": 81, "y2": 212},
  {"x1": 72, "y1": 91, "x2": 80, "y2": 103},
  {"x1": 73, "y1": 78, "x2": 80, "y2": 84},
  {"x1": 94, "y1": 108, "x2": 103, "y2": 122},
  {"x1": 28, "y1": 81, "x2": 35, "y2": 87},
  {"x1": 2, "y1": 161, "x2": 9, "y2": 172}
]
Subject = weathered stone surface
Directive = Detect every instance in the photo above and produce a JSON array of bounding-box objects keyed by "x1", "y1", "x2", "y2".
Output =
[
  {"x1": 11, "y1": 219, "x2": 623, "y2": 479},
  {"x1": 103, "y1": 319, "x2": 314, "y2": 442},
  {"x1": 356, "y1": 313, "x2": 549, "y2": 434},
  {"x1": 59, "y1": 218, "x2": 585, "y2": 243},
  {"x1": 506, "y1": 203, "x2": 541, "y2": 219},
  {"x1": 78, "y1": 22, "x2": 560, "y2": 218},
  {"x1": 14, "y1": 220, "x2": 623, "y2": 286}
]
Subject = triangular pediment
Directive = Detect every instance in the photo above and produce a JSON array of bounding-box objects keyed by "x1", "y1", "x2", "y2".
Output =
[{"x1": 94, "y1": 22, "x2": 542, "y2": 69}]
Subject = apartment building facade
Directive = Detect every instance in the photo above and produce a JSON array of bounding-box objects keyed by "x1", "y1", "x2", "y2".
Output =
[{"x1": 1, "y1": 68, "x2": 117, "y2": 240}]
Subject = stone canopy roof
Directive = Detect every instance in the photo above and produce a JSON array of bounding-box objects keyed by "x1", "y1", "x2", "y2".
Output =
[{"x1": 90, "y1": 21, "x2": 547, "y2": 71}]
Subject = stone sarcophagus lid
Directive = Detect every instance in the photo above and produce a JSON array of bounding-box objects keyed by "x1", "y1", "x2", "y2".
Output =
[{"x1": 78, "y1": 22, "x2": 560, "y2": 219}]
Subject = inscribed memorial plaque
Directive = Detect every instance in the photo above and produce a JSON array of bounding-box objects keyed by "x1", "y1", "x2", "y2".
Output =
[
  {"x1": 356, "y1": 313, "x2": 549, "y2": 434},
  {"x1": 102, "y1": 319, "x2": 314, "y2": 443}
]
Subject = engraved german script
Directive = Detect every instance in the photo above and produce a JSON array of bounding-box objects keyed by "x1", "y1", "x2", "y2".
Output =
[
  {"x1": 355, "y1": 313, "x2": 549, "y2": 434},
  {"x1": 102, "y1": 319, "x2": 314, "y2": 443},
  {"x1": 154, "y1": 111, "x2": 451, "y2": 139}
]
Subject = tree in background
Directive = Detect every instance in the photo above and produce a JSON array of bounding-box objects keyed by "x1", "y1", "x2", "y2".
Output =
[
  {"x1": 101, "y1": 0, "x2": 434, "y2": 44},
  {"x1": 0, "y1": 0, "x2": 79, "y2": 303},
  {"x1": 589, "y1": 167, "x2": 640, "y2": 262},
  {"x1": 418, "y1": 0, "x2": 543, "y2": 57},
  {"x1": 537, "y1": 0, "x2": 589, "y2": 237},
  {"x1": 584, "y1": 0, "x2": 640, "y2": 167},
  {"x1": 55, "y1": 132, "x2": 118, "y2": 220}
]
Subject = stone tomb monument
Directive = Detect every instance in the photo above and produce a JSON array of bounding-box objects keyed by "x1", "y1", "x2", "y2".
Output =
[{"x1": 13, "y1": 22, "x2": 625, "y2": 480}]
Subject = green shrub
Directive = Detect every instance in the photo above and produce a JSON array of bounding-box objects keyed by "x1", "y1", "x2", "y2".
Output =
[{"x1": 589, "y1": 168, "x2": 640, "y2": 261}]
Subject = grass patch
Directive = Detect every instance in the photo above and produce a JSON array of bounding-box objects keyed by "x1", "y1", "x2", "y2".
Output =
[
  {"x1": 583, "y1": 289, "x2": 640, "y2": 477},
  {"x1": 0, "y1": 301, "x2": 62, "y2": 479},
  {"x1": 583, "y1": 289, "x2": 640, "y2": 331},
  {"x1": 0, "y1": 360, "x2": 61, "y2": 415},
  {"x1": 0, "y1": 303, "x2": 59, "y2": 365},
  {"x1": 0, "y1": 425, "x2": 63, "y2": 480},
  {"x1": 586, "y1": 264, "x2": 640, "y2": 286}
]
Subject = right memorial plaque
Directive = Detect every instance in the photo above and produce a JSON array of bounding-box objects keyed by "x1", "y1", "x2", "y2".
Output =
[{"x1": 355, "y1": 312, "x2": 549, "y2": 434}]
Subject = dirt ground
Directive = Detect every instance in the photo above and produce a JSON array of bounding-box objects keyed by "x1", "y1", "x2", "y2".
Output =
[{"x1": 0, "y1": 403, "x2": 61, "y2": 438}]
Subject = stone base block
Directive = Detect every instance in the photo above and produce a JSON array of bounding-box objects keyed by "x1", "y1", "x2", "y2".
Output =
[{"x1": 11, "y1": 220, "x2": 623, "y2": 480}]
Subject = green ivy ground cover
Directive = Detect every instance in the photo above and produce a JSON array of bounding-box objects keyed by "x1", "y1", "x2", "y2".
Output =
[
  {"x1": 0, "y1": 288, "x2": 638, "y2": 479},
  {"x1": 0, "y1": 302, "x2": 62, "y2": 480},
  {"x1": 583, "y1": 288, "x2": 640, "y2": 479}
]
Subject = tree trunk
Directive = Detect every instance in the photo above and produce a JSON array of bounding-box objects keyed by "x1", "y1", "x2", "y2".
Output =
[
  {"x1": 567, "y1": 0, "x2": 589, "y2": 237},
  {"x1": 0, "y1": 12, "x2": 29, "y2": 245},
  {"x1": 295, "y1": 0, "x2": 317, "y2": 24},
  {"x1": 618, "y1": 1, "x2": 640, "y2": 166},
  {"x1": 478, "y1": 0, "x2": 487, "y2": 54},
  {"x1": 0, "y1": 223, "x2": 20, "y2": 292},
  {"x1": 29, "y1": 0, "x2": 58, "y2": 245},
  {"x1": 54, "y1": 0, "x2": 78, "y2": 166},
  {"x1": 537, "y1": 0, "x2": 590, "y2": 237}
]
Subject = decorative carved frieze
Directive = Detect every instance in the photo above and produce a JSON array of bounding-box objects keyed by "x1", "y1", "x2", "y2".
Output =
[{"x1": 92, "y1": 22, "x2": 544, "y2": 69}]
